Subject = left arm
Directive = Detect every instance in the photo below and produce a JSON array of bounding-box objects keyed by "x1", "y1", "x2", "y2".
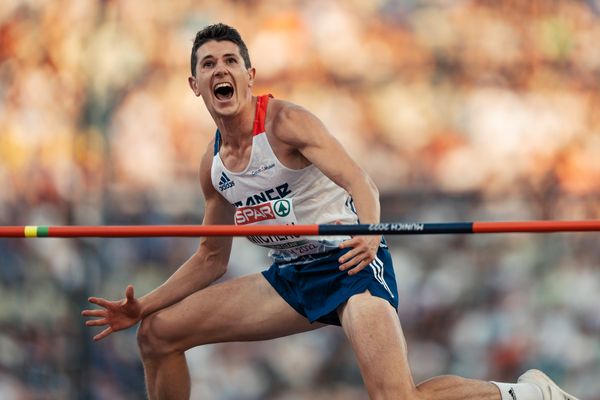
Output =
[{"x1": 270, "y1": 101, "x2": 381, "y2": 275}]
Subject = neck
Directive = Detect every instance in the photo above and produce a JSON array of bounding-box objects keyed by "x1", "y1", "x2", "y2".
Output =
[{"x1": 213, "y1": 96, "x2": 256, "y2": 148}]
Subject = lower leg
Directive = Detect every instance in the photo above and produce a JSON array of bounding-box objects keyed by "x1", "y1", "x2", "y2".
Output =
[
  {"x1": 416, "y1": 375, "x2": 500, "y2": 400},
  {"x1": 337, "y1": 292, "x2": 545, "y2": 400},
  {"x1": 416, "y1": 373, "x2": 550, "y2": 400},
  {"x1": 142, "y1": 351, "x2": 190, "y2": 400}
]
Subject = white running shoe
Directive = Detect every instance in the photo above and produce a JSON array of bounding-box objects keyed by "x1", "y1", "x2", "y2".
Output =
[{"x1": 517, "y1": 369, "x2": 580, "y2": 400}]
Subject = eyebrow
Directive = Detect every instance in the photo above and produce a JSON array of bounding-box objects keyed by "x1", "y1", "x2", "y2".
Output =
[{"x1": 200, "y1": 53, "x2": 239, "y2": 63}]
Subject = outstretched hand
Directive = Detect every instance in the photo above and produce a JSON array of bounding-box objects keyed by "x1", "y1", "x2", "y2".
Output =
[{"x1": 81, "y1": 285, "x2": 143, "y2": 341}]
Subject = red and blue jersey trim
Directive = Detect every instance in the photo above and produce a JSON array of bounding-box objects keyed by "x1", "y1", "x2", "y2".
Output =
[{"x1": 213, "y1": 94, "x2": 273, "y2": 155}]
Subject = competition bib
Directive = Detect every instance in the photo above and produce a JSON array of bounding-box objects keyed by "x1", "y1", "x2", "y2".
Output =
[{"x1": 234, "y1": 198, "x2": 324, "y2": 256}]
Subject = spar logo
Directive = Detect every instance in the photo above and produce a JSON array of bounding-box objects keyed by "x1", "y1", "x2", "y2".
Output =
[
  {"x1": 234, "y1": 199, "x2": 292, "y2": 225},
  {"x1": 273, "y1": 199, "x2": 291, "y2": 217},
  {"x1": 235, "y1": 203, "x2": 276, "y2": 225}
]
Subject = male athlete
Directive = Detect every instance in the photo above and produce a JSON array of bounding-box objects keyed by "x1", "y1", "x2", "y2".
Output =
[{"x1": 82, "y1": 23, "x2": 580, "y2": 400}]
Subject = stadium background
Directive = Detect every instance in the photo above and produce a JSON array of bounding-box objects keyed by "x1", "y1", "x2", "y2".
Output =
[{"x1": 1, "y1": 0, "x2": 599, "y2": 399}]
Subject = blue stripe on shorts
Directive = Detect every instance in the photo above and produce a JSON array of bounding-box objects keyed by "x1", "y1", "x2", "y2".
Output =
[{"x1": 261, "y1": 244, "x2": 398, "y2": 326}]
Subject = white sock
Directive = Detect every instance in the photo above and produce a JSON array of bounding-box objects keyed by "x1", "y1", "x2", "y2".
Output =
[{"x1": 491, "y1": 382, "x2": 543, "y2": 400}]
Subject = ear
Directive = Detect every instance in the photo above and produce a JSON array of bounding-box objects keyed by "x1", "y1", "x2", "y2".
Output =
[
  {"x1": 188, "y1": 76, "x2": 201, "y2": 97},
  {"x1": 247, "y1": 67, "x2": 256, "y2": 87}
]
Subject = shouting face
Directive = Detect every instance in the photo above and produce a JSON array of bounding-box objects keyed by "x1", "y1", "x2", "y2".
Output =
[{"x1": 188, "y1": 40, "x2": 255, "y2": 118}]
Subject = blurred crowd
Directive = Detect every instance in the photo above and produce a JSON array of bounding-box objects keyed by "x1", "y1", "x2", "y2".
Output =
[{"x1": 1, "y1": 0, "x2": 599, "y2": 399}]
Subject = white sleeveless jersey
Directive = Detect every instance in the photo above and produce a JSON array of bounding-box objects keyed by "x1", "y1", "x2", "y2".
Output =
[{"x1": 211, "y1": 95, "x2": 358, "y2": 263}]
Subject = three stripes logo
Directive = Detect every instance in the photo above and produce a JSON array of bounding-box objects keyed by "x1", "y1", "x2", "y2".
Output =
[{"x1": 218, "y1": 172, "x2": 235, "y2": 191}]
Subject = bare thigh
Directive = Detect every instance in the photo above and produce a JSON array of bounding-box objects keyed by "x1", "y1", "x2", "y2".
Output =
[
  {"x1": 338, "y1": 291, "x2": 417, "y2": 397},
  {"x1": 145, "y1": 272, "x2": 324, "y2": 352}
]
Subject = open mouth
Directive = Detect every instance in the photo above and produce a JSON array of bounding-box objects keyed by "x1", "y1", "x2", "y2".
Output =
[{"x1": 213, "y1": 82, "x2": 234, "y2": 101}]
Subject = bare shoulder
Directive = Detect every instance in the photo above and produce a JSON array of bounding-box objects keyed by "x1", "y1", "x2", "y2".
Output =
[
  {"x1": 198, "y1": 138, "x2": 217, "y2": 197},
  {"x1": 267, "y1": 98, "x2": 305, "y2": 117},
  {"x1": 266, "y1": 98, "x2": 326, "y2": 147}
]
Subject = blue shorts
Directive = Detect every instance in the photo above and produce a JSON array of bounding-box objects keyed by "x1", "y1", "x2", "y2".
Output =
[{"x1": 261, "y1": 243, "x2": 398, "y2": 326}]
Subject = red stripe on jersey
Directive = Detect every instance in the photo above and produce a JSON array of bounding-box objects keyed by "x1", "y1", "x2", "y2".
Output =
[{"x1": 252, "y1": 94, "x2": 273, "y2": 136}]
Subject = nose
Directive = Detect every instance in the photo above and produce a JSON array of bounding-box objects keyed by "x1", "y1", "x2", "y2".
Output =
[{"x1": 213, "y1": 61, "x2": 228, "y2": 77}]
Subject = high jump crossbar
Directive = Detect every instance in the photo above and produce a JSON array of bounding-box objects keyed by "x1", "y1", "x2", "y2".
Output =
[{"x1": 0, "y1": 220, "x2": 599, "y2": 238}]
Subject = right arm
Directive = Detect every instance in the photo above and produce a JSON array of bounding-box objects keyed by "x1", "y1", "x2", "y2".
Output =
[
  {"x1": 82, "y1": 142, "x2": 234, "y2": 340},
  {"x1": 138, "y1": 144, "x2": 234, "y2": 317}
]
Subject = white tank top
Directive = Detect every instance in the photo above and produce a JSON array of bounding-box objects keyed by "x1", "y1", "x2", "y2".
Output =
[{"x1": 211, "y1": 95, "x2": 358, "y2": 263}]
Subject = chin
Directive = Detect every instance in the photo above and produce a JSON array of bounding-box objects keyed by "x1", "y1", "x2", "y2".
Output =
[
  {"x1": 212, "y1": 99, "x2": 240, "y2": 117},
  {"x1": 213, "y1": 105, "x2": 238, "y2": 118}
]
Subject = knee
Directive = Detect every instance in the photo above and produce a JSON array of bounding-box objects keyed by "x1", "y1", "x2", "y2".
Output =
[{"x1": 137, "y1": 313, "x2": 179, "y2": 360}]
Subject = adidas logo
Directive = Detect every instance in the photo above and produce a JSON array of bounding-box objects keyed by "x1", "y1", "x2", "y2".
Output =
[{"x1": 218, "y1": 172, "x2": 235, "y2": 191}]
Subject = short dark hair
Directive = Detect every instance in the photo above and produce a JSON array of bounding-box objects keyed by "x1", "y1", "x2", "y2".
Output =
[{"x1": 190, "y1": 23, "x2": 252, "y2": 76}]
